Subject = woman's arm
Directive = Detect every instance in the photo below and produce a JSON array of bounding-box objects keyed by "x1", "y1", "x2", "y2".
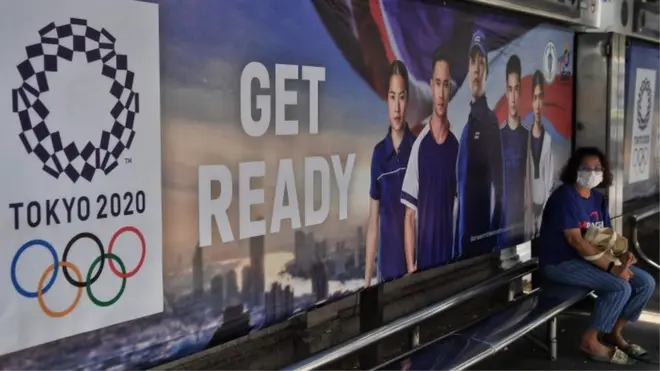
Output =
[
  {"x1": 556, "y1": 188, "x2": 611, "y2": 270},
  {"x1": 365, "y1": 148, "x2": 381, "y2": 287},
  {"x1": 401, "y1": 137, "x2": 421, "y2": 274},
  {"x1": 563, "y1": 228, "x2": 611, "y2": 270},
  {"x1": 364, "y1": 199, "x2": 380, "y2": 287},
  {"x1": 404, "y1": 207, "x2": 416, "y2": 273}
]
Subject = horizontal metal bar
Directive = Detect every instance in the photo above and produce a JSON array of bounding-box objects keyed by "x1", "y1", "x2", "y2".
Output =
[
  {"x1": 369, "y1": 287, "x2": 543, "y2": 371},
  {"x1": 462, "y1": 0, "x2": 586, "y2": 27},
  {"x1": 453, "y1": 290, "x2": 592, "y2": 370},
  {"x1": 631, "y1": 204, "x2": 660, "y2": 222},
  {"x1": 627, "y1": 33, "x2": 660, "y2": 46},
  {"x1": 282, "y1": 260, "x2": 538, "y2": 371},
  {"x1": 561, "y1": 310, "x2": 592, "y2": 318},
  {"x1": 632, "y1": 221, "x2": 660, "y2": 271},
  {"x1": 374, "y1": 288, "x2": 564, "y2": 370}
]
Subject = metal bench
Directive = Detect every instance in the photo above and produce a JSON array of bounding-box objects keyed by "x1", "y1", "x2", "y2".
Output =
[
  {"x1": 282, "y1": 260, "x2": 538, "y2": 371},
  {"x1": 375, "y1": 284, "x2": 592, "y2": 370}
]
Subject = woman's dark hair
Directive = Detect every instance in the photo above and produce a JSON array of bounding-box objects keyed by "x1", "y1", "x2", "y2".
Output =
[
  {"x1": 389, "y1": 59, "x2": 409, "y2": 95},
  {"x1": 560, "y1": 147, "x2": 613, "y2": 187},
  {"x1": 531, "y1": 70, "x2": 545, "y2": 97}
]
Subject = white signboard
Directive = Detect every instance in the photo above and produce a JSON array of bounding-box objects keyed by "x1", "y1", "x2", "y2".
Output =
[
  {"x1": 0, "y1": 0, "x2": 162, "y2": 355},
  {"x1": 628, "y1": 68, "x2": 656, "y2": 184}
]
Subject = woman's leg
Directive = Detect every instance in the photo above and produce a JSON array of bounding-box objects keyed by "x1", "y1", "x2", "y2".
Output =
[
  {"x1": 543, "y1": 259, "x2": 632, "y2": 357},
  {"x1": 604, "y1": 265, "x2": 656, "y2": 349}
]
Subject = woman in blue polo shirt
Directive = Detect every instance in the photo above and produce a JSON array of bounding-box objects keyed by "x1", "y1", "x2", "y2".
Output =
[
  {"x1": 364, "y1": 60, "x2": 415, "y2": 286},
  {"x1": 539, "y1": 147, "x2": 655, "y2": 365}
]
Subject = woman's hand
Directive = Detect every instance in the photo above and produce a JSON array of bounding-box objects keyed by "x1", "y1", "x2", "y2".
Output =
[
  {"x1": 611, "y1": 266, "x2": 632, "y2": 280},
  {"x1": 611, "y1": 257, "x2": 634, "y2": 281},
  {"x1": 620, "y1": 252, "x2": 637, "y2": 266}
]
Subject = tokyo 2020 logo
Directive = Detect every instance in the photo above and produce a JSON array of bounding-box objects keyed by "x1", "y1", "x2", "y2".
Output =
[
  {"x1": 11, "y1": 18, "x2": 140, "y2": 183},
  {"x1": 636, "y1": 77, "x2": 652, "y2": 131},
  {"x1": 0, "y1": 0, "x2": 161, "y2": 354},
  {"x1": 632, "y1": 76, "x2": 653, "y2": 172},
  {"x1": 10, "y1": 226, "x2": 145, "y2": 318}
]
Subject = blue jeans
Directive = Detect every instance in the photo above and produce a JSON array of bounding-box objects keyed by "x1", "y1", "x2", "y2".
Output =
[{"x1": 542, "y1": 259, "x2": 656, "y2": 333}]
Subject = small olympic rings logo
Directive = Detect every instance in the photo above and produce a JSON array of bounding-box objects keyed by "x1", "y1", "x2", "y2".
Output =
[
  {"x1": 633, "y1": 147, "x2": 648, "y2": 170},
  {"x1": 10, "y1": 226, "x2": 145, "y2": 318}
]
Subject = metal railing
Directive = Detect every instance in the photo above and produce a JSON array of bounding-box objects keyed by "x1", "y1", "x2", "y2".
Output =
[
  {"x1": 282, "y1": 259, "x2": 537, "y2": 371},
  {"x1": 630, "y1": 204, "x2": 660, "y2": 271},
  {"x1": 452, "y1": 290, "x2": 592, "y2": 370}
]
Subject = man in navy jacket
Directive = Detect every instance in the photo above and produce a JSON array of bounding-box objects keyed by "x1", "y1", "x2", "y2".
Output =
[{"x1": 455, "y1": 30, "x2": 505, "y2": 257}]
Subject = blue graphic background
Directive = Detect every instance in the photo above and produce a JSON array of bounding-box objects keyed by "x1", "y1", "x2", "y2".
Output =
[{"x1": 0, "y1": 1, "x2": 573, "y2": 369}]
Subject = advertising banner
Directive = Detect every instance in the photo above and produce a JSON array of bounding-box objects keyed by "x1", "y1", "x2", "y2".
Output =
[
  {"x1": 0, "y1": 1, "x2": 573, "y2": 369},
  {"x1": 0, "y1": 0, "x2": 162, "y2": 358},
  {"x1": 624, "y1": 41, "x2": 659, "y2": 201}
]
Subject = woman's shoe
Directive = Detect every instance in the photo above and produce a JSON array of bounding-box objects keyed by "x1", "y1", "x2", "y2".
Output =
[
  {"x1": 582, "y1": 347, "x2": 636, "y2": 365},
  {"x1": 601, "y1": 336, "x2": 649, "y2": 360}
]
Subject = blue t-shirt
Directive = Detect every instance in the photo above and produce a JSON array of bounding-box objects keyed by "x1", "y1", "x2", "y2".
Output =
[
  {"x1": 370, "y1": 126, "x2": 415, "y2": 281},
  {"x1": 500, "y1": 121, "x2": 529, "y2": 246},
  {"x1": 539, "y1": 184, "x2": 612, "y2": 266},
  {"x1": 401, "y1": 124, "x2": 458, "y2": 270}
]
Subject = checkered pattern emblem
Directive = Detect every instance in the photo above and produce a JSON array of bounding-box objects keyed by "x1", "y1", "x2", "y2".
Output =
[
  {"x1": 11, "y1": 18, "x2": 139, "y2": 183},
  {"x1": 637, "y1": 77, "x2": 652, "y2": 131}
]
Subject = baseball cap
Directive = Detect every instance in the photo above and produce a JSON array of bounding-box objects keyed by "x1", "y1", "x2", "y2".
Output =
[{"x1": 469, "y1": 30, "x2": 487, "y2": 60}]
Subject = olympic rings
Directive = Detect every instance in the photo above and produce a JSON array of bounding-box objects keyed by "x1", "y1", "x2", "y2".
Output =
[
  {"x1": 9, "y1": 226, "x2": 145, "y2": 317},
  {"x1": 87, "y1": 253, "x2": 126, "y2": 307},
  {"x1": 108, "y1": 226, "x2": 145, "y2": 278},
  {"x1": 62, "y1": 232, "x2": 105, "y2": 288},
  {"x1": 633, "y1": 147, "x2": 648, "y2": 169},
  {"x1": 38, "y1": 261, "x2": 83, "y2": 318},
  {"x1": 11, "y1": 239, "x2": 59, "y2": 298}
]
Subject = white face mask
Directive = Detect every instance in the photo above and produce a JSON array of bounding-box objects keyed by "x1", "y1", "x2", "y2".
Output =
[{"x1": 577, "y1": 170, "x2": 603, "y2": 189}]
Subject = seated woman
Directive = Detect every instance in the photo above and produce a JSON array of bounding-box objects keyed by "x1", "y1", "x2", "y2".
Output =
[{"x1": 539, "y1": 147, "x2": 656, "y2": 365}]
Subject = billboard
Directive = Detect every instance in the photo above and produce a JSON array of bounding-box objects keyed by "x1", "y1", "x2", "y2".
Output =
[
  {"x1": 623, "y1": 40, "x2": 659, "y2": 203},
  {"x1": 0, "y1": 0, "x2": 162, "y2": 360},
  {"x1": 0, "y1": 0, "x2": 574, "y2": 369}
]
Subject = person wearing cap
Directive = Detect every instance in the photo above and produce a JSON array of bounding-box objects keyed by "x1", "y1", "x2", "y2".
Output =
[
  {"x1": 499, "y1": 55, "x2": 530, "y2": 247},
  {"x1": 401, "y1": 48, "x2": 458, "y2": 273},
  {"x1": 364, "y1": 60, "x2": 416, "y2": 286},
  {"x1": 455, "y1": 30, "x2": 504, "y2": 257}
]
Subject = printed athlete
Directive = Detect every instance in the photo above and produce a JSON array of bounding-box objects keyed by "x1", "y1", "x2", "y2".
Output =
[
  {"x1": 365, "y1": 60, "x2": 416, "y2": 286},
  {"x1": 401, "y1": 49, "x2": 458, "y2": 272},
  {"x1": 499, "y1": 55, "x2": 529, "y2": 246},
  {"x1": 540, "y1": 147, "x2": 655, "y2": 365},
  {"x1": 455, "y1": 30, "x2": 504, "y2": 257},
  {"x1": 527, "y1": 70, "x2": 554, "y2": 236}
]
